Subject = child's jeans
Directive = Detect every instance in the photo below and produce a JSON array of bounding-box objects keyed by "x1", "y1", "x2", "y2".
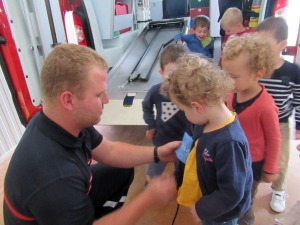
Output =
[
  {"x1": 238, "y1": 180, "x2": 260, "y2": 225},
  {"x1": 147, "y1": 161, "x2": 179, "y2": 178},
  {"x1": 146, "y1": 161, "x2": 168, "y2": 178},
  {"x1": 202, "y1": 218, "x2": 238, "y2": 225}
]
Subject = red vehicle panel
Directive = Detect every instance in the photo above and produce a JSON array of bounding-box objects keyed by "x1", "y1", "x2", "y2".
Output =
[{"x1": 0, "y1": 0, "x2": 41, "y2": 126}]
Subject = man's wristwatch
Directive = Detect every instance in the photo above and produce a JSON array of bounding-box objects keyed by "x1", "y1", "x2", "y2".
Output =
[{"x1": 154, "y1": 146, "x2": 160, "y2": 163}]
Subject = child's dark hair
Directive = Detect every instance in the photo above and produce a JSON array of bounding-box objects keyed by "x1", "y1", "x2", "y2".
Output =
[
  {"x1": 254, "y1": 17, "x2": 288, "y2": 42},
  {"x1": 193, "y1": 15, "x2": 210, "y2": 30},
  {"x1": 160, "y1": 44, "x2": 189, "y2": 71}
]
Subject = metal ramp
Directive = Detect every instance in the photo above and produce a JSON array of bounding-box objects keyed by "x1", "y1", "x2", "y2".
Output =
[
  {"x1": 100, "y1": 18, "x2": 189, "y2": 125},
  {"x1": 106, "y1": 18, "x2": 188, "y2": 99}
]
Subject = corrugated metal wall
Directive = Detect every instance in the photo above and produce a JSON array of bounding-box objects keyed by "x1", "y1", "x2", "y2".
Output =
[{"x1": 0, "y1": 68, "x2": 24, "y2": 160}]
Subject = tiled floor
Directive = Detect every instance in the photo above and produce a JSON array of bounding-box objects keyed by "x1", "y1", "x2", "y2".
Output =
[{"x1": 0, "y1": 125, "x2": 300, "y2": 225}]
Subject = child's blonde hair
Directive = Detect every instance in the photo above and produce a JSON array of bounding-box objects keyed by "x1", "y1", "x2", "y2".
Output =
[
  {"x1": 161, "y1": 53, "x2": 233, "y2": 106},
  {"x1": 221, "y1": 7, "x2": 243, "y2": 28},
  {"x1": 222, "y1": 33, "x2": 275, "y2": 78}
]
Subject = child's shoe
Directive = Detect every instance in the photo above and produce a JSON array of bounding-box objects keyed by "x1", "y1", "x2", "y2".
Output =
[{"x1": 270, "y1": 190, "x2": 289, "y2": 212}]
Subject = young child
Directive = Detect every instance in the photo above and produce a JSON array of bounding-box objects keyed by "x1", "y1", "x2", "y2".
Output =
[
  {"x1": 161, "y1": 53, "x2": 253, "y2": 225},
  {"x1": 255, "y1": 17, "x2": 300, "y2": 213},
  {"x1": 219, "y1": 7, "x2": 252, "y2": 66},
  {"x1": 222, "y1": 33, "x2": 281, "y2": 225},
  {"x1": 221, "y1": 7, "x2": 252, "y2": 45},
  {"x1": 142, "y1": 44, "x2": 191, "y2": 185},
  {"x1": 174, "y1": 15, "x2": 214, "y2": 58}
]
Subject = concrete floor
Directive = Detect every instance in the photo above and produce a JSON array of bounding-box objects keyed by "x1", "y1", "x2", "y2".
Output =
[
  {"x1": 0, "y1": 125, "x2": 299, "y2": 224},
  {"x1": 94, "y1": 125, "x2": 300, "y2": 225}
]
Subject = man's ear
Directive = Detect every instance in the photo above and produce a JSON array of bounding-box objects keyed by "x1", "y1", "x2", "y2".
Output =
[
  {"x1": 60, "y1": 91, "x2": 76, "y2": 111},
  {"x1": 191, "y1": 101, "x2": 204, "y2": 113},
  {"x1": 279, "y1": 39, "x2": 287, "y2": 52}
]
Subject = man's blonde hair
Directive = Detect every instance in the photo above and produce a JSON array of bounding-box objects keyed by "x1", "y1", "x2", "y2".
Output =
[
  {"x1": 40, "y1": 44, "x2": 108, "y2": 104},
  {"x1": 222, "y1": 33, "x2": 275, "y2": 78},
  {"x1": 221, "y1": 7, "x2": 243, "y2": 28},
  {"x1": 161, "y1": 53, "x2": 234, "y2": 106}
]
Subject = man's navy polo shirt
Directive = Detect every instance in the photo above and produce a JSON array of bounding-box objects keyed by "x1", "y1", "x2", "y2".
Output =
[{"x1": 4, "y1": 110, "x2": 103, "y2": 224}]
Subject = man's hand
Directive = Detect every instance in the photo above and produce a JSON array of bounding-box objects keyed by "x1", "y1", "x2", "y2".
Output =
[
  {"x1": 261, "y1": 172, "x2": 279, "y2": 183},
  {"x1": 190, "y1": 204, "x2": 201, "y2": 223},
  {"x1": 94, "y1": 174, "x2": 177, "y2": 225},
  {"x1": 145, "y1": 128, "x2": 155, "y2": 140},
  {"x1": 144, "y1": 174, "x2": 177, "y2": 207},
  {"x1": 157, "y1": 141, "x2": 181, "y2": 162}
]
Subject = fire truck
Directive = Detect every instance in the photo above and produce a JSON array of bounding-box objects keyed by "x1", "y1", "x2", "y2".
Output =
[{"x1": 0, "y1": 0, "x2": 299, "y2": 130}]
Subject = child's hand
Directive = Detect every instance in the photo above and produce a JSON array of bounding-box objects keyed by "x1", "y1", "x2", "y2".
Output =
[
  {"x1": 297, "y1": 144, "x2": 300, "y2": 158},
  {"x1": 261, "y1": 172, "x2": 279, "y2": 183},
  {"x1": 145, "y1": 128, "x2": 155, "y2": 140},
  {"x1": 176, "y1": 40, "x2": 183, "y2": 45},
  {"x1": 190, "y1": 204, "x2": 201, "y2": 223},
  {"x1": 297, "y1": 143, "x2": 300, "y2": 152},
  {"x1": 295, "y1": 130, "x2": 300, "y2": 140}
]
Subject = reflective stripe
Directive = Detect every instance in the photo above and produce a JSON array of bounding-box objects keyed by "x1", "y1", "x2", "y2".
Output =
[
  {"x1": 4, "y1": 193, "x2": 36, "y2": 221},
  {"x1": 119, "y1": 196, "x2": 126, "y2": 203},
  {"x1": 103, "y1": 201, "x2": 118, "y2": 208},
  {"x1": 87, "y1": 172, "x2": 93, "y2": 195},
  {"x1": 103, "y1": 196, "x2": 127, "y2": 208}
]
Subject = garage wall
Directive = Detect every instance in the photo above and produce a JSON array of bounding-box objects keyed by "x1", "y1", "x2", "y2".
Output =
[{"x1": 0, "y1": 67, "x2": 24, "y2": 161}]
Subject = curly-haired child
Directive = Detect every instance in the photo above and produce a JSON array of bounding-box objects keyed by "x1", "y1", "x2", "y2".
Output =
[
  {"x1": 222, "y1": 33, "x2": 281, "y2": 225},
  {"x1": 161, "y1": 53, "x2": 253, "y2": 225}
]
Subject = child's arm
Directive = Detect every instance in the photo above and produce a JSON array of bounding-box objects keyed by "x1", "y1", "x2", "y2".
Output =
[
  {"x1": 260, "y1": 105, "x2": 281, "y2": 175},
  {"x1": 291, "y1": 65, "x2": 300, "y2": 139},
  {"x1": 142, "y1": 88, "x2": 156, "y2": 136},
  {"x1": 174, "y1": 33, "x2": 192, "y2": 45},
  {"x1": 194, "y1": 141, "x2": 251, "y2": 220},
  {"x1": 261, "y1": 172, "x2": 279, "y2": 183},
  {"x1": 145, "y1": 128, "x2": 155, "y2": 140}
]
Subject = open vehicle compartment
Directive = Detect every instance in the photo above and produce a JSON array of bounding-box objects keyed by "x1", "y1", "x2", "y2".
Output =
[{"x1": 100, "y1": 18, "x2": 189, "y2": 125}]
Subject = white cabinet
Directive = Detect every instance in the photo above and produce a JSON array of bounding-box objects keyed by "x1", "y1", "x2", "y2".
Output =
[
  {"x1": 90, "y1": 0, "x2": 133, "y2": 39},
  {"x1": 150, "y1": 0, "x2": 163, "y2": 21}
]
